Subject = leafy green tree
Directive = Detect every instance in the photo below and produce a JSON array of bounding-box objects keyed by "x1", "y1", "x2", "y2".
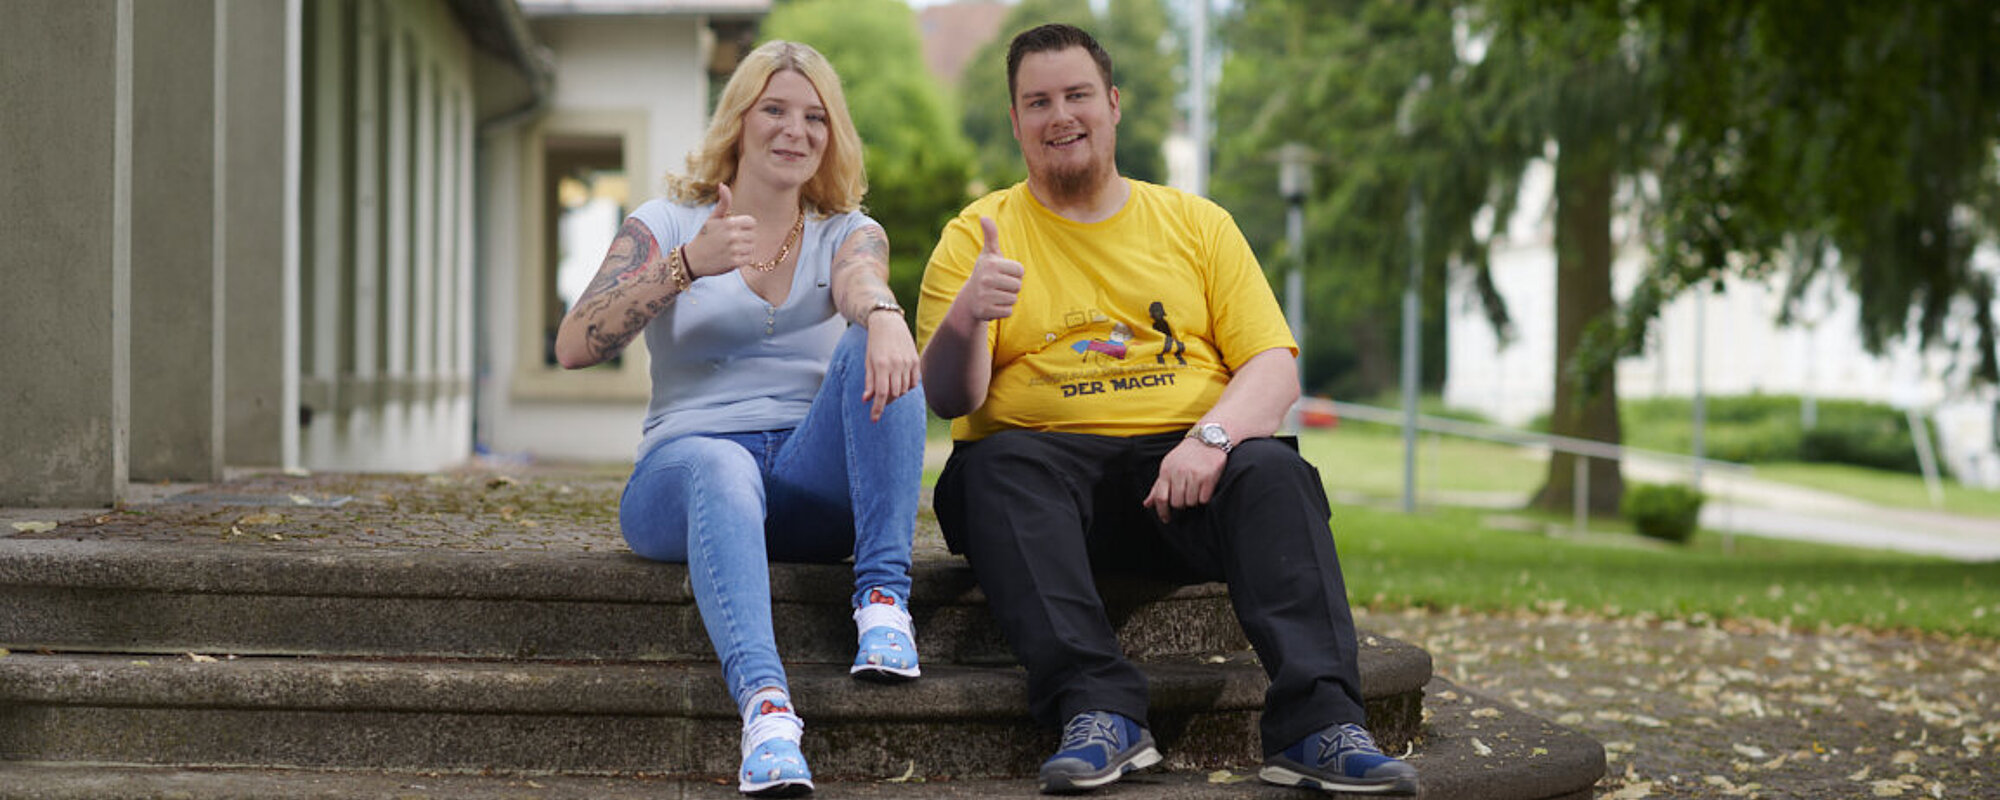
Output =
[
  {"x1": 1216, "y1": 0, "x2": 2000, "y2": 517},
  {"x1": 1214, "y1": 0, "x2": 1639, "y2": 514},
  {"x1": 1637, "y1": 1, "x2": 2000, "y2": 385},
  {"x1": 957, "y1": 0, "x2": 1181, "y2": 192},
  {"x1": 761, "y1": 0, "x2": 976, "y2": 306}
]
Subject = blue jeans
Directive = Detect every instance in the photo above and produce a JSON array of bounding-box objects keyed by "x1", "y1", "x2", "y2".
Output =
[{"x1": 619, "y1": 325, "x2": 925, "y2": 712}]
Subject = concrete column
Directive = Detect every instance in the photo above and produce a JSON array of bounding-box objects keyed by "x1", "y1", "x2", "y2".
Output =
[
  {"x1": 302, "y1": 0, "x2": 349, "y2": 426},
  {"x1": 222, "y1": 0, "x2": 301, "y2": 469},
  {"x1": 0, "y1": 0, "x2": 133, "y2": 506},
  {"x1": 412, "y1": 54, "x2": 439, "y2": 398},
  {"x1": 128, "y1": 0, "x2": 225, "y2": 483}
]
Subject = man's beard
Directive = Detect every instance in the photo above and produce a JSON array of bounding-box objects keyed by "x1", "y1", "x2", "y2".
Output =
[{"x1": 1041, "y1": 154, "x2": 1112, "y2": 205}]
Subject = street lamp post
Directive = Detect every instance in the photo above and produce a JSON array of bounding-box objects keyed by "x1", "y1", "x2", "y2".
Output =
[
  {"x1": 1278, "y1": 142, "x2": 1310, "y2": 433},
  {"x1": 1396, "y1": 75, "x2": 1431, "y2": 515}
]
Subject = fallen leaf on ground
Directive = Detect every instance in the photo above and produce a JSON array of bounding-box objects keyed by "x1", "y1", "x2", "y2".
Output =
[
  {"x1": 883, "y1": 761, "x2": 920, "y2": 783},
  {"x1": 1471, "y1": 737, "x2": 1493, "y2": 756},
  {"x1": 10, "y1": 521, "x2": 56, "y2": 533},
  {"x1": 1207, "y1": 770, "x2": 1249, "y2": 784},
  {"x1": 1602, "y1": 781, "x2": 1654, "y2": 799},
  {"x1": 185, "y1": 653, "x2": 217, "y2": 663}
]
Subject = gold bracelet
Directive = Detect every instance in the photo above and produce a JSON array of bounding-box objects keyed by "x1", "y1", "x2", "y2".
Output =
[{"x1": 669, "y1": 246, "x2": 692, "y2": 293}]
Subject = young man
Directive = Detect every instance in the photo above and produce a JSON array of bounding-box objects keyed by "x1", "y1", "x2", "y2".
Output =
[{"x1": 915, "y1": 22, "x2": 1420, "y2": 798}]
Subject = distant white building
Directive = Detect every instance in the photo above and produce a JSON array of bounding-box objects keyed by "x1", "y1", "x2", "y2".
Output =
[{"x1": 1443, "y1": 159, "x2": 2000, "y2": 488}]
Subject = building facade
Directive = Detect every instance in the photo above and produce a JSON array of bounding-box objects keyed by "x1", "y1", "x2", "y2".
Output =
[{"x1": 1, "y1": 0, "x2": 766, "y2": 506}]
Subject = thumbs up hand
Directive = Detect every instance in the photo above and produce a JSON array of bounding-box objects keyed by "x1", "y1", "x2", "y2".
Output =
[
  {"x1": 685, "y1": 183, "x2": 758, "y2": 278},
  {"x1": 959, "y1": 216, "x2": 1024, "y2": 322}
]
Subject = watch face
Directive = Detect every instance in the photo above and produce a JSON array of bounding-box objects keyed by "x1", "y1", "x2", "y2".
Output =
[{"x1": 1200, "y1": 424, "x2": 1229, "y2": 446}]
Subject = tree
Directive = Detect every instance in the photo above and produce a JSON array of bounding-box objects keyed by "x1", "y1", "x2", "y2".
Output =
[
  {"x1": 957, "y1": 0, "x2": 1182, "y2": 192},
  {"x1": 1629, "y1": 1, "x2": 2000, "y2": 386},
  {"x1": 761, "y1": 0, "x2": 976, "y2": 307},
  {"x1": 1213, "y1": 0, "x2": 1645, "y2": 514},
  {"x1": 1210, "y1": 1, "x2": 1472, "y2": 400},
  {"x1": 1217, "y1": 0, "x2": 2000, "y2": 518}
]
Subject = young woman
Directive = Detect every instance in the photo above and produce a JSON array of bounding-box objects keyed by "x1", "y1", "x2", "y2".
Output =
[{"x1": 555, "y1": 40, "x2": 923, "y2": 798}]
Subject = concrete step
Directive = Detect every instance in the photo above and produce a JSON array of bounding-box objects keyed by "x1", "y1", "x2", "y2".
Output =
[
  {"x1": 0, "y1": 540, "x2": 1248, "y2": 664},
  {"x1": 0, "y1": 651, "x2": 1425, "y2": 779},
  {"x1": 0, "y1": 678, "x2": 1600, "y2": 800}
]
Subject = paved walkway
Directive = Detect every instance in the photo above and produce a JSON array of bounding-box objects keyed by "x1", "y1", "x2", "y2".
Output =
[{"x1": 1629, "y1": 459, "x2": 2000, "y2": 561}]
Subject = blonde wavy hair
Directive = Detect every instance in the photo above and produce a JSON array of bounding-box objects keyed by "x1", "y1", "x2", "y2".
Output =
[{"x1": 666, "y1": 40, "x2": 867, "y2": 216}]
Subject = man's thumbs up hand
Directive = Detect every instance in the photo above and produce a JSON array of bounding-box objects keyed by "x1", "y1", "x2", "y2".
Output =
[{"x1": 960, "y1": 216, "x2": 1023, "y2": 322}]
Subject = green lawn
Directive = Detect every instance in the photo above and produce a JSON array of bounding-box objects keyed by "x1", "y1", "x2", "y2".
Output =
[
  {"x1": 1332, "y1": 502, "x2": 2000, "y2": 639},
  {"x1": 922, "y1": 418, "x2": 2000, "y2": 639},
  {"x1": 1297, "y1": 422, "x2": 1546, "y2": 498}
]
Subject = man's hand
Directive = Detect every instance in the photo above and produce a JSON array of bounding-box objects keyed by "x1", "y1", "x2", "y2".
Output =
[
  {"x1": 686, "y1": 183, "x2": 758, "y2": 278},
  {"x1": 955, "y1": 217, "x2": 1024, "y2": 322},
  {"x1": 1142, "y1": 438, "x2": 1228, "y2": 523},
  {"x1": 862, "y1": 310, "x2": 921, "y2": 422}
]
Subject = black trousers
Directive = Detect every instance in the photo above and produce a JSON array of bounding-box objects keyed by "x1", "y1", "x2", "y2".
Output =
[{"x1": 934, "y1": 429, "x2": 1367, "y2": 756}]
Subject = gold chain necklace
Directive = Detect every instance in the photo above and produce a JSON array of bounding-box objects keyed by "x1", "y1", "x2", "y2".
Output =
[{"x1": 744, "y1": 210, "x2": 804, "y2": 273}]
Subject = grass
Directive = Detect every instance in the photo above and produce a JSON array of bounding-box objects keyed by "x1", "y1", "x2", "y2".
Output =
[
  {"x1": 1297, "y1": 421, "x2": 1545, "y2": 498},
  {"x1": 921, "y1": 415, "x2": 2000, "y2": 639},
  {"x1": 1331, "y1": 502, "x2": 2000, "y2": 639}
]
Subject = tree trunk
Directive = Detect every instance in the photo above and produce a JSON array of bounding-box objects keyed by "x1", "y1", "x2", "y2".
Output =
[
  {"x1": 1347, "y1": 312, "x2": 1395, "y2": 398},
  {"x1": 1529, "y1": 135, "x2": 1625, "y2": 516}
]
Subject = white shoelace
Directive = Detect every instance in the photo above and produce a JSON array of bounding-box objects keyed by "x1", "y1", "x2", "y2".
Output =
[
  {"x1": 853, "y1": 600, "x2": 913, "y2": 638},
  {"x1": 741, "y1": 691, "x2": 804, "y2": 760}
]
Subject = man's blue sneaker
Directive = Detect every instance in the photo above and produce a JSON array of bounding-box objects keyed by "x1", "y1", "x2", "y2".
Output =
[
  {"x1": 1260, "y1": 722, "x2": 1418, "y2": 795},
  {"x1": 1038, "y1": 710, "x2": 1161, "y2": 794}
]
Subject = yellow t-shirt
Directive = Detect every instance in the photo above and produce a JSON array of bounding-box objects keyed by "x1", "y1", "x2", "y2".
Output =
[{"x1": 917, "y1": 179, "x2": 1297, "y2": 441}]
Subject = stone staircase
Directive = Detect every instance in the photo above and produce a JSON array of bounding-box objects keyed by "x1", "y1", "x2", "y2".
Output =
[{"x1": 0, "y1": 537, "x2": 1602, "y2": 798}]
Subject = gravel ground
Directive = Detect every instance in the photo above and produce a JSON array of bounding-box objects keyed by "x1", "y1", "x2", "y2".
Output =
[
  {"x1": 1360, "y1": 608, "x2": 1998, "y2": 799},
  {"x1": 10, "y1": 464, "x2": 1997, "y2": 799}
]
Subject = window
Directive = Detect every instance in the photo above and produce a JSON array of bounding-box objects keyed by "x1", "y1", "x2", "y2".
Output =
[
  {"x1": 512, "y1": 109, "x2": 652, "y2": 401},
  {"x1": 542, "y1": 134, "x2": 629, "y2": 367}
]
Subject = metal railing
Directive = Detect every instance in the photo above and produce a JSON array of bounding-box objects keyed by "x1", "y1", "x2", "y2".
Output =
[{"x1": 1297, "y1": 397, "x2": 1753, "y2": 533}]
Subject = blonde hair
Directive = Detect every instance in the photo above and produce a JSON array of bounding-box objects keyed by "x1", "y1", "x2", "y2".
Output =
[{"x1": 666, "y1": 40, "x2": 867, "y2": 216}]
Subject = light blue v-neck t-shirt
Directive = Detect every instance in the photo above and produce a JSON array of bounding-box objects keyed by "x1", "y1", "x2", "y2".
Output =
[{"x1": 627, "y1": 197, "x2": 879, "y2": 458}]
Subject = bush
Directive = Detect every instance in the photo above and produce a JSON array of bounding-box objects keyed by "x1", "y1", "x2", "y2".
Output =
[
  {"x1": 1798, "y1": 400, "x2": 1924, "y2": 473},
  {"x1": 1617, "y1": 395, "x2": 1929, "y2": 475},
  {"x1": 1622, "y1": 482, "x2": 1706, "y2": 544}
]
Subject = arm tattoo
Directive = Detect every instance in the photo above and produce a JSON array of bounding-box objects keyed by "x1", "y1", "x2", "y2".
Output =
[
  {"x1": 571, "y1": 218, "x2": 677, "y2": 362},
  {"x1": 833, "y1": 226, "x2": 895, "y2": 323}
]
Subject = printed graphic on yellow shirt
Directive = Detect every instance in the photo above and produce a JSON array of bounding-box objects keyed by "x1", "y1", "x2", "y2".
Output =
[
  {"x1": 1044, "y1": 307, "x2": 1187, "y2": 399},
  {"x1": 1071, "y1": 321, "x2": 1132, "y2": 362}
]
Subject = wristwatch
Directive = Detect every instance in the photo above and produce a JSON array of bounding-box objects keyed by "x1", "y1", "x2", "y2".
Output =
[
  {"x1": 864, "y1": 300, "x2": 903, "y2": 320},
  {"x1": 1186, "y1": 422, "x2": 1233, "y2": 453}
]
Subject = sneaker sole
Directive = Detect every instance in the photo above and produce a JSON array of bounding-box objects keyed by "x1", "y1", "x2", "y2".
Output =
[
  {"x1": 1258, "y1": 764, "x2": 1418, "y2": 796},
  {"x1": 740, "y1": 777, "x2": 814, "y2": 797},
  {"x1": 849, "y1": 663, "x2": 920, "y2": 682},
  {"x1": 1038, "y1": 745, "x2": 1161, "y2": 794}
]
